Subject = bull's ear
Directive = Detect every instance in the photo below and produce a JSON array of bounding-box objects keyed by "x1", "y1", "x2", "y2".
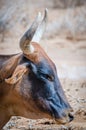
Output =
[
  {"x1": 0, "y1": 54, "x2": 21, "y2": 81},
  {"x1": 5, "y1": 63, "x2": 28, "y2": 85}
]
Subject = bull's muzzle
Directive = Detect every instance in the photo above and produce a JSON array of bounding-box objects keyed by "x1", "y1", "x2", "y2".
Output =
[
  {"x1": 49, "y1": 101, "x2": 74, "y2": 124},
  {"x1": 54, "y1": 109, "x2": 74, "y2": 124}
]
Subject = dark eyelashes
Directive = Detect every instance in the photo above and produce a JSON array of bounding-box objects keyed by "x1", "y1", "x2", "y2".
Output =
[
  {"x1": 38, "y1": 71, "x2": 54, "y2": 82},
  {"x1": 45, "y1": 74, "x2": 54, "y2": 81}
]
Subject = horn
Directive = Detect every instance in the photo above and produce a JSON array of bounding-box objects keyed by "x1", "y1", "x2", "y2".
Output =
[
  {"x1": 32, "y1": 8, "x2": 48, "y2": 43},
  {"x1": 19, "y1": 9, "x2": 48, "y2": 55}
]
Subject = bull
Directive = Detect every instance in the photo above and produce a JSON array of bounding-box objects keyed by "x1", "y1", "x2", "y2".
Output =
[{"x1": 0, "y1": 9, "x2": 74, "y2": 129}]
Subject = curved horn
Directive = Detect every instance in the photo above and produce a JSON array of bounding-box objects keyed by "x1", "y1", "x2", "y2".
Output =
[
  {"x1": 32, "y1": 8, "x2": 48, "y2": 43},
  {"x1": 19, "y1": 9, "x2": 48, "y2": 55}
]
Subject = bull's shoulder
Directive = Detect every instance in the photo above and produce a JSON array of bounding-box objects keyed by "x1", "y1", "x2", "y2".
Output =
[
  {"x1": 0, "y1": 54, "x2": 21, "y2": 66},
  {"x1": 0, "y1": 53, "x2": 22, "y2": 82},
  {"x1": 0, "y1": 55, "x2": 12, "y2": 69}
]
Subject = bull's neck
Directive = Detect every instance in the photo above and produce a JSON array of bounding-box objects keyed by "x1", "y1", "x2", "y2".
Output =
[
  {"x1": 0, "y1": 89, "x2": 11, "y2": 129},
  {"x1": 0, "y1": 106, "x2": 11, "y2": 129}
]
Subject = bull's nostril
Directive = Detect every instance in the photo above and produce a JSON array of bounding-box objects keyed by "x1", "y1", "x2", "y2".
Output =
[{"x1": 68, "y1": 113, "x2": 74, "y2": 122}]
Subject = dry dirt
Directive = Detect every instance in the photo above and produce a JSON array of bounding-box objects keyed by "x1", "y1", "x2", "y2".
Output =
[{"x1": 0, "y1": 1, "x2": 86, "y2": 130}]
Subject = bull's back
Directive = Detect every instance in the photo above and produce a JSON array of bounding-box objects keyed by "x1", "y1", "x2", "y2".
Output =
[{"x1": 0, "y1": 54, "x2": 18, "y2": 67}]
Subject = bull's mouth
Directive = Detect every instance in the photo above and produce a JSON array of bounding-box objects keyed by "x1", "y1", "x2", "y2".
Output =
[
  {"x1": 51, "y1": 111, "x2": 74, "y2": 124},
  {"x1": 38, "y1": 107, "x2": 74, "y2": 124},
  {"x1": 48, "y1": 101, "x2": 74, "y2": 124},
  {"x1": 34, "y1": 98, "x2": 74, "y2": 124}
]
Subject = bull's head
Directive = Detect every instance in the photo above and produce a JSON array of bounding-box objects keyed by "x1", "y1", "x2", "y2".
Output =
[{"x1": 0, "y1": 9, "x2": 74, "y2": 127}]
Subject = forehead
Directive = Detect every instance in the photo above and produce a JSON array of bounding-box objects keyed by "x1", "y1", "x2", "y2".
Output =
[{"x1": 37, "y1": 58, "x2": 56, "y2": 75}]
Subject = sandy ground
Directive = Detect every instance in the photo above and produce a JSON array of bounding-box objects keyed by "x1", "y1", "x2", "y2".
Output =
[{"x1": 0, "y1": 2, "x2": 86, "y2": 129}]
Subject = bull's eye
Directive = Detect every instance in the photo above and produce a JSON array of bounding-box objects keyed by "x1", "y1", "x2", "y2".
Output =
[
  {"x1": 38, "y1": 70, "x2": 54, "y2": 81},
  {"x1": 46, "y1": 74, "x2": 54, "y2": 81}
]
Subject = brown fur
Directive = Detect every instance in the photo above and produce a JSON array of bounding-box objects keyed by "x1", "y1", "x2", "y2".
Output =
[
  {"x1": 25, "y1": 42, "x2": 54, "y2": 65},
  {"x1": 0, "y1": 54, "x2": 22, "y2": 81}
]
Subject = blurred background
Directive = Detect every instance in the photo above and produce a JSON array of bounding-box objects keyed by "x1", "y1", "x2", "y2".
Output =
[{"x1": 0, "y1": 0, "x2": 86, "y2": 130}]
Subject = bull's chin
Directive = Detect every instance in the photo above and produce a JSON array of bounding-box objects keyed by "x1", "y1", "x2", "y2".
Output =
[{"x1": 54, "y1": 117, "x2": 70, "y2": 124}]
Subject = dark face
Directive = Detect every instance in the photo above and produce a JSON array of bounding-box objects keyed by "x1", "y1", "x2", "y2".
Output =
[{"x1": 21, "y1": 55, "x2": 74, "y2": 124}]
